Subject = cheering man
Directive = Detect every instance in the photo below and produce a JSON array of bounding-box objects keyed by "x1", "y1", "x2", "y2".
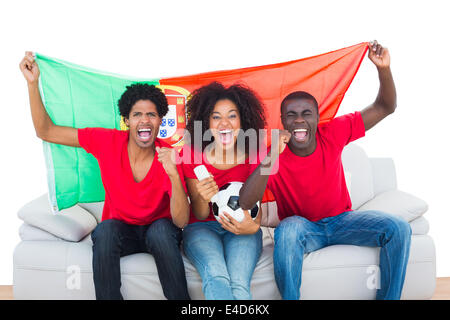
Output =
[
  {"x1": 20, "y1": 52, "x2": 191, "y2": 300},
  {"x1": 239, "y1": 41, "x2": 411, "y2": 300}
]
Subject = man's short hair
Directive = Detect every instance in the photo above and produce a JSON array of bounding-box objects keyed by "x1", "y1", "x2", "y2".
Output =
[
  {"x1": 118, "y1": 83, "x2": 168, "y2": 118},
  {"x1": 280, "y1": 91, "x2": 319, "y2": 113}
]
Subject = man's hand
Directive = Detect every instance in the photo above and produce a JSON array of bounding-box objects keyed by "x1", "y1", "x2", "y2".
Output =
[
  {"x1": 278, "y1": 130, "x2": 291, "y2": 154},
  {"x1": 271, "y1": 129, "x2": 291, "y2": 155},
  {"x1": 156, "y1": 147, "x2": 179, "y2": 178},
  {"x1": 20, "y1": 51, "x2": 80, "y2": 147},
  {"x1": 19, "y1": 51, "x2": 40, "y2": 85},
  {"x1": 361, "y1": 40, "x2": 396, "y2": 131},
  {"x1": 368, "y1": 40, "x2": 390, "y2": 70},
  {"x1": 239, "y1": 129, "x2": 290, "y2": 210}
]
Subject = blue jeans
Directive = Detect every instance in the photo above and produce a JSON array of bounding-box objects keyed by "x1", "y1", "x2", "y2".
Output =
[
  {"x1": 274, "y1": 210, "x2": 412, "y2": 300},
  {"x1": 91, "y1": 218, "x2": 190, "y2": 300},
  {"x1": 183, "y1": 221, "x2": 262, "y2": 300}
]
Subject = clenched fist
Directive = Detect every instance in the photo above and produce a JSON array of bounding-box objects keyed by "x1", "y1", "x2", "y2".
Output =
[
  {"x1": 368, "y1": 40, "x2": 390, "y2": 70},
  {"x1": 273, "y1": 129, "x2": 291, "y2": 155},
  {"x1": 156, "y1": 147, "x2": 179, "y2": 178}
]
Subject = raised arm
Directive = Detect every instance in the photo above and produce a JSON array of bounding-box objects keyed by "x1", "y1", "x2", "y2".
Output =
[
  {"x1": 239, "y1": 130, "x2": 291, "y2": 210},
  {"x1": 20, "y1": 51, "x2": 80, "y2": 147},
  {"x1": 361, "y1": 40, "x2": 397, "y2": 131},
  {"x1": 156, "y1": 147, "x2": 190, "y2": 228}
]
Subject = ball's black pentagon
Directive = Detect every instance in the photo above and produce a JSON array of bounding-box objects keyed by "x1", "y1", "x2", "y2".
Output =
[
  {"x1": 250, "y1": 205, "x2": 259, "y2": 218},
  {"x1": 212, "y1": 202, "x2": 219, "y2": 216},
  {"x1": 227, "y1": 196, "x2": 240, "y2": 211},
  {"x1": 219, "y1": 183, "x2": 231, "y2": 192}
]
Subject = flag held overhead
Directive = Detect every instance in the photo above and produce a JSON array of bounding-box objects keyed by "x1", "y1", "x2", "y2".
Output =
[{"x1": 36, "y1": 42, "x2": 369, "y2": 210}]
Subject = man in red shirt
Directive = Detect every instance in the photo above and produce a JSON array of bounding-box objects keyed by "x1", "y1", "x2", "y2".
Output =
[
  {"x1": 20, "y1": 52, "x2": 190, "y2": 300},
  {"x1": 240, "y1": 41, "x2": 412, "y2": 300}
]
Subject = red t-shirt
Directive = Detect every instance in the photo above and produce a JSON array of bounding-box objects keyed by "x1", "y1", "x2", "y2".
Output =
[
  {"x1": 181, "y1": 146, "x2": 255, "y2": 224},
  {"x1": 266, "y1": 112, "x2": 366, "y2": 222},
  {"x1": 78, "y1": 128, "x2": 184, "y2": 225}
]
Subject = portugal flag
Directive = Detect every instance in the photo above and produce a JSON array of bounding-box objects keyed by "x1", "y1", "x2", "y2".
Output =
[{"x1": 36, "y1": 42, "x2": 369, "y2": 211}]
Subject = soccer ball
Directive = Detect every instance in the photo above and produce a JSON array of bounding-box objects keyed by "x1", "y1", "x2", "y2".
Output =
[{"x1": 211, "y1": 181, "x2": 260, "y2": 223}]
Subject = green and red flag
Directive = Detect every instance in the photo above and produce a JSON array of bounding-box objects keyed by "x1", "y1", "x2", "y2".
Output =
[{"x1": 36, "y1": 42, "x2": 369, "y2": 211}]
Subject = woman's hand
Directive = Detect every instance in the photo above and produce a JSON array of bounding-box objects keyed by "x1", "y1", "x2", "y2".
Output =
[
  {"x1": 218, "y1": 210, "x2": 260, "y2": 235},
  {"x1": 196, "y1": 176, "x2": 219, "y2": 203}
]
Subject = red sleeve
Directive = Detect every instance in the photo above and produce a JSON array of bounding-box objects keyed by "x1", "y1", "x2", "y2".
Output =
[
  {"x1": 326, "y1": 111, "x2": 366, "y2": 147},
  {"x1": 78, "y1": 127, "x2": 113, "y2": 157}
]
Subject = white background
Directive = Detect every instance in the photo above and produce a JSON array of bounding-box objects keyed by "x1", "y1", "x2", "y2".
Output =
[{"x1": 1, "y1": 0, "x2": 449, "y2": 285}]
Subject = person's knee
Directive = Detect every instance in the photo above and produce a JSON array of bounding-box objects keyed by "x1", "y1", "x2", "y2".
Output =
[
  {"x1": 92, "y1": 219, "x2": 122, "y2": 245},
  {"x1": 275, "y1": 217, "x2": 309, "y2": 246},
  {"x1": 146, "y1": 219, "x2": 180, "y2": 251},
  {"x1": 384, "y1": 214, "x2": 412, "y2": 243}
]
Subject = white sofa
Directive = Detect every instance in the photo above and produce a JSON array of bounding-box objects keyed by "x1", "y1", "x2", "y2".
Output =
[{"x1": 13, "y1": 144, "x2": 436, "y2": 299}]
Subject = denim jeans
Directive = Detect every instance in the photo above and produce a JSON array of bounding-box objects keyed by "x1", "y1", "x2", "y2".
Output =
[
  {"x1": 273, "y1": 210, "x2": 412, "y2": 300},
  {"x1": 91, "y1": 218, "x2": 190, "y2": 300},
  {"x1": 182, "y1": 221, "x2": 262, "y2": 300}
]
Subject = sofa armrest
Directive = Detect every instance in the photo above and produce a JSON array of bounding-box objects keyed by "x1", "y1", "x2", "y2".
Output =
[
  {"x1": 17, "y1": 194, "x2": 97, "y2": 242},
  {"x1": 357, "y1": 190, "x2": 428, "y2": 222},
  {"x1": 369, "y1": 157, "x2": 397, "y2": 195}
]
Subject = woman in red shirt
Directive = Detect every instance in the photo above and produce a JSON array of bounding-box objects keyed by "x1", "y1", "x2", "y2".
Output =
[{"x1": 181, "y1": 81, "x2": 266, "y2": 300}]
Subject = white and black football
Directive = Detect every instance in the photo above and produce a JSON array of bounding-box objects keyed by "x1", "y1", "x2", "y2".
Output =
[{"x1": 211, "y1": 181, "x2": 260, "y2": 223}]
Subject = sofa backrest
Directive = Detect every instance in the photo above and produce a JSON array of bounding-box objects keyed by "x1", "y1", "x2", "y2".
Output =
[
  {"x1": 341, "y1": 143, "x2": 375, "y2": 209},
  {"x1": 78, "y1": 202, "x2": 103, "y2": 223}
]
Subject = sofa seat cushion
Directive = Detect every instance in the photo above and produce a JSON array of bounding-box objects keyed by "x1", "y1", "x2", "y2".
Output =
[{"x1": 14, "y1": 229, "x2": 435, "y2": 300}]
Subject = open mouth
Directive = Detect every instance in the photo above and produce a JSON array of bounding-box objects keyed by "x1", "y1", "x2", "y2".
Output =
[
  {"x1": 218, "y1": 129, "x2": 233, "y2": 145},
  {"x1": 293, "y1": 128, "x2": 308, "y2": 142},
  {"x1": 137, "y1": 128, "x2": 152, "y2": 142}
]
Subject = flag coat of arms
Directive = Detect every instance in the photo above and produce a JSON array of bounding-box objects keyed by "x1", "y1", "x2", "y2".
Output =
[{"x1": 36, "y1": 42, "x2": 368, "y2": 211}]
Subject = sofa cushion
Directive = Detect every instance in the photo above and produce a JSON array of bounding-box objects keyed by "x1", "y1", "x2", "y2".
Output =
[
  {"x1": 18, "y1": 194, "x2": 97, "y2": 242},
  {"x1": 357, "y1": 190, "x2": 428, "y2": 222}
]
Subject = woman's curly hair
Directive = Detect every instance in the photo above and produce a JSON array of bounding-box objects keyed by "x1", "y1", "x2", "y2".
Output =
[
  {"x1": 118, "y1": 83, "x2": 168, "y2": 118},
  {"x1": 186, "y1": 81, "x2": 266, "y2": 154}
]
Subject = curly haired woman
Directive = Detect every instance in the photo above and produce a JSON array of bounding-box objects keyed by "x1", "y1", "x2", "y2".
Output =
[{"x1": 181, "y1": 81, "x2": 266, "y2": 300}]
